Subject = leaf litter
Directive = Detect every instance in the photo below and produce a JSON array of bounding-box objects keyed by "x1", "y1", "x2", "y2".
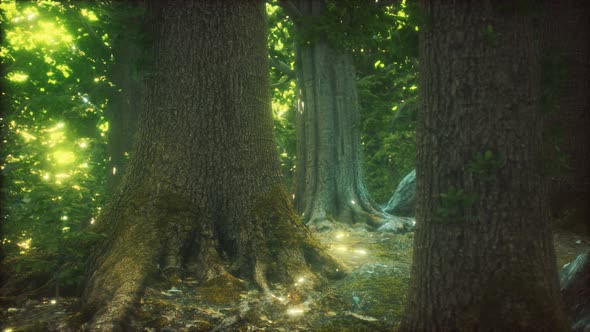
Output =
[{"x1": 1, "y1": 223, "x2": 418, "y2": 331}]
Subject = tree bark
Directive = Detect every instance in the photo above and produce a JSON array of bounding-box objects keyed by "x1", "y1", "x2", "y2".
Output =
[
  {"x1": 544, "y1": 0, "x2": 590, "y2": 231},
  {"x1": 291, "y1": 0, "x2": 412, "y2": 231},
  {"x1": 80, "y1": 1, "x2": 344, "y2": 330},
  {"x1": 400, "y1": 1, "x2": 567, "y2": 331}
]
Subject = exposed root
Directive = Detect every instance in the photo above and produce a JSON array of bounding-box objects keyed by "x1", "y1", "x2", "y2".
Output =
[{"x1": 304, "y1": 201, "x2": 415, "y2": 233}]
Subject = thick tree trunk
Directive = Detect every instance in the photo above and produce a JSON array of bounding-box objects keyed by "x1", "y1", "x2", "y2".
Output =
[
  {"x1": 80, "y1": 1, "x2": 344, "y2": 330},
  {"x1": 291, "y1": 0, "x2": 412, "y2": 231},
  {"x1": 400, "y1": 1, "x2": 567, "y2": 331},
  {"x1": 544, "y1": 0, "x2": 590, "y2": 231}
]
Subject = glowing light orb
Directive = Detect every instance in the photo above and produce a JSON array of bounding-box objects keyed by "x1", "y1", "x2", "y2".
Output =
[
  {"x1": 286, "y1": 307, "x2": 305, "y2": 316},
  {"x1": 353, "y1": 249, "x2": 368, "y2": 255},
  {"x1": 6, "y1": 72, "x2": 29, "y2": 82},
  {"x1": 52, "y1": 150, "x2": 75, "y2": 165}
]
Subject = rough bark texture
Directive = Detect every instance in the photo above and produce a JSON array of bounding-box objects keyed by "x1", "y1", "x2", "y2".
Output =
[
  {"x1": 544, "y1": 0, "x2": 590, "y2": 231},
  {"x1": 80, "y1": 2, "x2": 344, "y2": 330},
  {"x1": 291, "y1": 0, "x2": 412, "y2": 231},
  {"x1": 400, "y1": 1, "x2": 567, "y2": 331}
]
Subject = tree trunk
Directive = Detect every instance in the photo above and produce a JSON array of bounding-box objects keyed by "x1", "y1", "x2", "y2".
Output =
[
  {"x1": 544, "y1": 0, "x2": 590, "y2": 232},
  {"x1": 291, "y1": 0, "x2": 412, "y2": 231},
  {"x1": 401, "y1": 1, "x2": 567, "y2": 331},
  {"x1": 80, "y1": 1, "x2": 344, "y2": 330}
]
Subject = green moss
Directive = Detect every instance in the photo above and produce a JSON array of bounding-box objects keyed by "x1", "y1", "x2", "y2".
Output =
[
  {"x1": 309, "y1": 261, "x2": 411, "y2": 332},
  {"x1": 368, "y1": 232, "x2": 414, "y2": 263},
  {"x1": 252, "y1": 185, "x2": 313, "y2": 258},
  {"x1": 252, "y1": 185, "x2": 306, "y2": 240},
  {"x1": 196, "y1": 274, "x2": 246, "y2": 305}
]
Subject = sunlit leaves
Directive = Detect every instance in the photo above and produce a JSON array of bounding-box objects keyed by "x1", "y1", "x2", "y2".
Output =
[
  {"x1": 52, "y1": 150, "x2": 76, "y2": 165},
  {"x1": 355, "y1": 1, "x2": 418, "y2": 203},
  {"x1": 5, "y1": 14, "x2": 74, "y2": 52},
  {"x1": 1, "y1": 0, "x2": 112, "y2": 288},
  {"x1": 6, "y1": 71, "x2": 29, "y2": 82},
  {"x1": 98, "y1": 120, "x2": 109, "y2": 133},
  {"x1": 80, "y1": 8, "x2": 98, "y2": 22},
  {"x1": 267, "y1": 3, "x2": 297, "y2": 189}
]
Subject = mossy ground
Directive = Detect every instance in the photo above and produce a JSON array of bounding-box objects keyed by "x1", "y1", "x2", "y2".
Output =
[
  {"x1": 125, "y1": 225, "x2": 415, "y2": 331},
  {"x1": 1, "y1": 219, "x2": 587, "y2": 331}
]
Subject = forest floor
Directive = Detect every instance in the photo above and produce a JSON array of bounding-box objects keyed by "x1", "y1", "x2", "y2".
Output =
[{"x1": 1, "y1": 218, "x2": 589, "y2": 332}]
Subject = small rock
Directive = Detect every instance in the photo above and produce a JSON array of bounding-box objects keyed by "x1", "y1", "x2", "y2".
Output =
[
  {"x1": 25, "y1": 298, "x2": 41, "y2": 306},
  {"x1": 377, "y1": 217, "x2": 414, "y2": 233},
  {"x1": 383, "y1": 169, "x2": 416, "y2": 217},
  {"x1": 560, "y1": 249, "x2": 590, "y2": 332}
]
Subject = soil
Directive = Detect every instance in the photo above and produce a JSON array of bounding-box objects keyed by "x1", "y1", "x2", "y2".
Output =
[{"x1": 1, "y1": 218, "x2": 588, "y2": 331}]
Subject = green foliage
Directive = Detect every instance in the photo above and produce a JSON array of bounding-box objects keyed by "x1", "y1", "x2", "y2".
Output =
[
  {"x1": 1, "y1": 0, "x2": 113, "y2": 291},
  {"x1": 482, "y1": 24, "x2": 497, "y2": 45},
  {"x1": 266, "y1": 1, "x2": 419, "y2": 202},
  {"x1": 468, "y1": 149, "x2": 505, "y2": 182},
  {"x1": 267, "y1": 4, "x2": 297, "y2": 190},
  {"x1": 435, "y1": 187, "x2": 479, "y2": 223},
  {"x1": 356, "y1": 1, "x2": 419, "y2": 204},
  {"x1": 1, "y1": 1, "x2": 420, "y2": 295}
]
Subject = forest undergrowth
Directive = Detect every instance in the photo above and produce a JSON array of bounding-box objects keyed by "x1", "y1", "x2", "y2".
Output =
[{"x1": 1, "y1": 219, "x2": 588, "y2": 332}]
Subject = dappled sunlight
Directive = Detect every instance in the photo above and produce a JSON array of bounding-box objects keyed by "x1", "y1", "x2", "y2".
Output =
[
  {"x1": 52, "y1": 150, "x2": 76, "y2": 165},
  {"x1": 286, "y1": 307, "x2": 306, "y2": 317},
  {"x1": 1, "y1": 2, "x2": 111, "y2": 313},
  {"x1": 318, "y1": 228, "x2": 379, "y2": 268},
  {"x1": 98, "y1": 225, "x2": 415, "y2": 330},
  {"x1": 16, "y1": 238, "x2": 32, "y2": 254},
  {"x1": 80, "y1": 8, "x2": 98, "y2": 22},
  {"x1": 6, "y1": 18, "x2": 74, "y2": 52},
  {"x1": 6, "y1": 72, "x2": 29, "y2": 83}
]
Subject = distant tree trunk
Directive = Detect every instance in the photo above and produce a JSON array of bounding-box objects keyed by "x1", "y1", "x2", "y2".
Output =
[
  {"x1": 80, "y1": 1, "x2": 344, "y2": 330},
  {"x1": 290, "y1": 0, "x2": 411, "y2": 231},
  {"x1": 544, "y1": 0, "x2": 590, "y2": 232},
  {"x1": 401, "y1": 1, "x2": 567, "y2": 331}
]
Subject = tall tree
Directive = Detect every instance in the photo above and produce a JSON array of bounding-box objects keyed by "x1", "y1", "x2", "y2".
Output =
[
  {"x1": 401, "y1": 1, "x2": 566, "y2": 330},
  {"x1": 80, "y1": 1, "x2": 344, "y2": 329},
  {"x1": 544, "y1": 0, "x2": 590, "y2": 231},
  {"x1": 285, "y1": 0, "x2": 412, "y2": 231}
]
